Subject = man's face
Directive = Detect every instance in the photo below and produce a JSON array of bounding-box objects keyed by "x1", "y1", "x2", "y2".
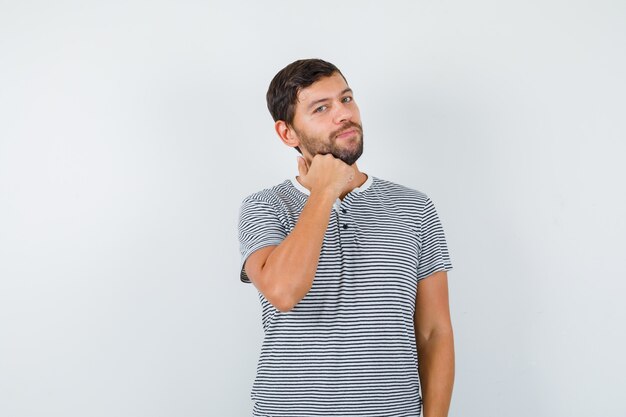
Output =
[{"x1": 290, "y1": 72, "x2": 363, "y2": 166}]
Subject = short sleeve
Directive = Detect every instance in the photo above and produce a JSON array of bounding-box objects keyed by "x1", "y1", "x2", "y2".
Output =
[
  {"x1": 416, "y1": 197, "x2": 453, "y2": 281},
  {"x1": 238, "y1": 196, "x2": 288, "y2": 283}
]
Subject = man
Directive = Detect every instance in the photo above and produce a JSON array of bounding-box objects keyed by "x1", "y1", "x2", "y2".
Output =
[{"x1": 238, "y1": 58, "x2": 454, "y2": 417}]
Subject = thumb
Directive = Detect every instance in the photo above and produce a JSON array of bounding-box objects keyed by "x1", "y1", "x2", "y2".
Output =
[{"x1": 297, "y1": 156, "x2": 308, "y2": 177}]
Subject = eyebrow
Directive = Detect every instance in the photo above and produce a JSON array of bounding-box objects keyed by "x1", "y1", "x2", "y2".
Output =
[{"x1": 306, "y1": 88, "x2": 353, "y2": 111}]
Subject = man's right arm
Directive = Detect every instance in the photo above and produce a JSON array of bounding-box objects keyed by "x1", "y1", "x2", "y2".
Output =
[{"x1": 243, "y1": 154, "x2": 353, "y2": 312}]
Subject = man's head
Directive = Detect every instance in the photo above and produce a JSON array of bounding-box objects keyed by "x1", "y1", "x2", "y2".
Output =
[{"x1": 266, "y1": 59, "x2": 363, "y2": 165}]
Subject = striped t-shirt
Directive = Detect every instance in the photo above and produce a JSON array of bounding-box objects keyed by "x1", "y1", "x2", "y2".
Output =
[{"x1": 238, "y1": 173, "x2": 453, "y2": 417}]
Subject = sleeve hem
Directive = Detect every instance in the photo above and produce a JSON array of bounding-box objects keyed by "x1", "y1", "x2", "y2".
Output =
[
  {"x1": 239, "y1": 241, "x2": 282, "y2": 283},
  {"x1": 416, "y1": 264, "x2": 453, "y2": 282}
]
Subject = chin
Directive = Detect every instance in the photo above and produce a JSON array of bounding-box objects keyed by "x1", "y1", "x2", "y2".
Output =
[{"x1": 339, "y1": 153, "x2": 361, "y2": 166}]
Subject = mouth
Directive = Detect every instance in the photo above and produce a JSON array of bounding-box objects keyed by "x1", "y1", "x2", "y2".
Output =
[{"x1": 335, "y1": 129, "x2": 357, "y2": 140}]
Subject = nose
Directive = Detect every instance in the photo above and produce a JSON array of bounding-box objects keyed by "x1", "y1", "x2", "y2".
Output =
[{"x1": 333, "y1": 101, "x2": 353, "y2": 124}]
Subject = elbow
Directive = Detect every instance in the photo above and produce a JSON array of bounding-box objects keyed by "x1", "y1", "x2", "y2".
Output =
[
  {"x1": 257, "y1": 268, "x2": 308, "y2": 312},
  {"x1": 273, "y1": 300, "x2": 297, "y2": 313},
  {"x1": 269, "y1": 292, "x2": 299, "y2": 312},
  {"x1": 263, "y1": 283, "x2": 300, "y2": 312}
]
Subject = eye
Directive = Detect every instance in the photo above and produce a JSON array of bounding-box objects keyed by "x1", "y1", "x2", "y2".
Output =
[
  {"x1": 342, "y1": 96, "x2": 353, "y2": 103},
  {"x1": 314, "y1": 105, "x2": 327, "y2": 113}
]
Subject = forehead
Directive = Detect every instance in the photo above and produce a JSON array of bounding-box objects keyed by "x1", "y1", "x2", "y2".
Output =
[{"x1": 296, "y1": 72, "x2": 349, "y2": 104}]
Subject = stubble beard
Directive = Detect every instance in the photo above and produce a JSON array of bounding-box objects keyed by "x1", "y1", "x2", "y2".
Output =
[{"x1": 296, "y1": 122, "x2": 364, "y2": 166}]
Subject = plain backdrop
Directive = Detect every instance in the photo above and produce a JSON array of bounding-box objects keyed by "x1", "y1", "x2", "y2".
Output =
[{"x1": 1, "y1": 1, "x2": 625, "y2": 416}]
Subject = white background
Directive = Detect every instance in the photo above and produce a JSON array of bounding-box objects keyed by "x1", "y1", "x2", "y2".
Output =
[{"x1": 1, "y1": 1, "x2": 625, "y2": 416}]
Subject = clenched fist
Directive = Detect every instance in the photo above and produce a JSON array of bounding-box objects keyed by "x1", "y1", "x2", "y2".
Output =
[{"x1": 297, "y1": 154, "x2": 355, "y2": 199}]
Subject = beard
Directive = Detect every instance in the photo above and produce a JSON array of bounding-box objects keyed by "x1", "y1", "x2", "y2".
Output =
[{"x1": 295, "y1": 121, "x2": 364, "y2": 166}]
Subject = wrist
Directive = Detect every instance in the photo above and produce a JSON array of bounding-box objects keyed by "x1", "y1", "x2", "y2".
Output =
[{"x1": 310, "y1": 187, "x2": 338, "y2": 202}]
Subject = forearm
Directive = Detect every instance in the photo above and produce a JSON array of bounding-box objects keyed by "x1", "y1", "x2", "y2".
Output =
[
  {"x1": 260, "y1": 189, "x2": 336, "y2": 311},
  {"x1": 417, "y1": 329, "x2": 455, "y2": 417}
]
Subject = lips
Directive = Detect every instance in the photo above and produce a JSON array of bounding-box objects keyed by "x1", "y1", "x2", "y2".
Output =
[{"x1": 336, "y1": 129, "x2": 357, "y2": 139}]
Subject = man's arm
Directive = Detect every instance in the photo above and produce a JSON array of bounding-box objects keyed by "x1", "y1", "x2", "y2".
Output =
[
  {"x1": 414, "y1": 270, "x2": 455, "y2": 417},
  {"x1": 243, "y1": 154, "x2": 354, "y2": 312}
]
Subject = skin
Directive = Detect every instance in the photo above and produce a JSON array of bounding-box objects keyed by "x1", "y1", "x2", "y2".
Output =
[
  {"x1": 275, "y1": 72, "x2": 367, "y2": 199},
  {"x1": 244, "y1": 71, "x2": 455, "y2": 417}
]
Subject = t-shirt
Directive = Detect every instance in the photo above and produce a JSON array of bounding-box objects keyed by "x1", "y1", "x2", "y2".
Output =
[{"x1": 237, "y1": 173, "x2": 453, "y2": 417}]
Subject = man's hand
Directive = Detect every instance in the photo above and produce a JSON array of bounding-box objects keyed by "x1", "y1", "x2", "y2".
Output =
[
  {"x1": 297, "y1": 154, "x2": 354, "y2": 199},
  {"x1": 242, "y1": 154, "x2": 354, "y2": 312}
]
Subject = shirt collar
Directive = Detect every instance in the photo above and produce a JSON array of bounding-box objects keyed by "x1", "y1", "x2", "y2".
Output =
[{"x1": 290, "y1": 172, "x2": 373, "y2": 196}]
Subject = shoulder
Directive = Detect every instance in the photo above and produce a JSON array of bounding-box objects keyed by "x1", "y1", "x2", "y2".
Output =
[
  {"x1": 239, "y1": 179, "x2": 307, "y2": 218},
  {"x1": 371, "y1": 176, "x2": 432, "y2": 206},
  {"x1": 240, "y1": 179, "x2": 293, "y2": 205}
]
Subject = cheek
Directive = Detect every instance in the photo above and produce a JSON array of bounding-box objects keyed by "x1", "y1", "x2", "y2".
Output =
[{"x1": 304, "y1": 121, "x2": 328, "y2": 137}]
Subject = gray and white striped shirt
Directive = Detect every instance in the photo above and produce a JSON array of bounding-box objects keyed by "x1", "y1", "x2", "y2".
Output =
[{"x1": 238, "y1": 173, "x2": 453, "y2": 416}]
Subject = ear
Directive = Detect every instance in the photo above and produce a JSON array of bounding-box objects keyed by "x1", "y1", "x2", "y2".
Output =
[{"x1": 274, "y1": 120, "x2": 300, "y2": 149}]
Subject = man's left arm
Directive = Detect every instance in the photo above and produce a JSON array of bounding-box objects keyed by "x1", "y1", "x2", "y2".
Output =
[{"x1": 414, "y1": 270, "x2": 455, "y2": 417}]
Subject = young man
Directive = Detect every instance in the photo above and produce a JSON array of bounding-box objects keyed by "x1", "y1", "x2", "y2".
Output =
[{"x1": 238, "y1": 59, "x2": 454, "y2": 417}]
